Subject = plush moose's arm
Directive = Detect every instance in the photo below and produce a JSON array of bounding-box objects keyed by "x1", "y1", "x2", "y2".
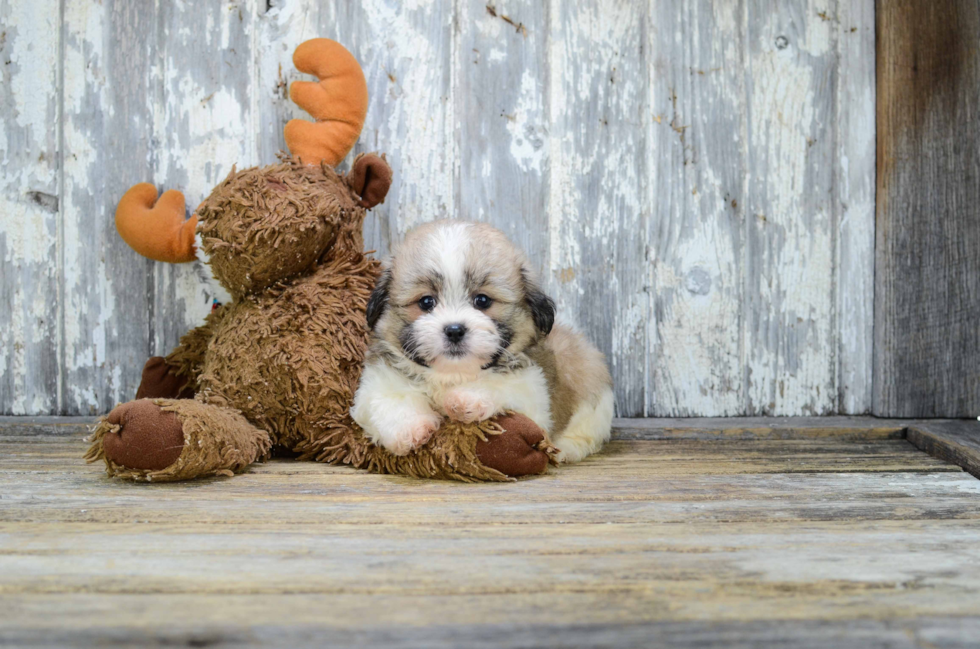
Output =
[
  {"x1": 116, "y1": 183, "x2": 197, "y2": 263},
  {"x1": 134, "y1": 306, "x2": 228, "y2": 400}
]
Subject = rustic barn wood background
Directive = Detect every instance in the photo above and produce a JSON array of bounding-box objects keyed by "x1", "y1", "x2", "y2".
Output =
[{"x1": 0, "y1": 0, "x2": 919, "y2": 420}]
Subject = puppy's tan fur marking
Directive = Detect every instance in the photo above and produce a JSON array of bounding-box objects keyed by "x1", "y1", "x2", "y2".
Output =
[{"x1": 352, "y1": 220, "x2": 613, "y2": 461}]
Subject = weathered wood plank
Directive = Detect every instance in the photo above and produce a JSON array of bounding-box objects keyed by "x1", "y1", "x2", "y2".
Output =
[
  {"x1": 835, "y1": 0, "x2": 875, "y2": 414},
  {"x1": 744, "y1": 0, "x2": 837, "y2": 416},
  {"x1": 2, "y1": 438, "x2": 958, "y2": 475},
  {"x1": 351, "y1": 0, "x2": 458, "y2": 255},
  {"x1": 457, "y1": 0, "x2": 549, "y2": 264},
  {"x1": 0, "y1": 0, "x2": 61, "y2": 415},
  {"x1": 612, "y1": 416, "x2": 908, "y2": 440},
  {"x1": 2, "y1": 520, "x2": 979, "y2": 599},
  {"x1": 873, "y1": 0, "x2": 980, "y2": 417},
  {"x1": 647, "y1": 0, "x2": 745, "y2": 416},
  {"x1": 3, "y1": 614, "x2": 980, "y2": 649},
  {"x1": 0, "y1": 415, "x2": 921, "y2": 441},
  {"x1": 60, "y1": 0, "x2": 158, "y2": 415},
  {"x1": 149, "y1": 0, "x2": 259, "y2": 357},
  {"x1": 5, "y1": 467, "x2": 978, "y2": 526},
  {"x1": 1, "y1": 421, "x2": 979, "y2": 646},
  {"x1": 907, "y1": 420, "x2": 980, "y2": 480},
  {"x1": 548, "y1": 0, "x2": 648, "y2": 416}
]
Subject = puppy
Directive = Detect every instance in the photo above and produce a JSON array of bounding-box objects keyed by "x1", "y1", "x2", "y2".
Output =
[{"x1": 351, "y1": 220, "x2": 614, "y2": 462}]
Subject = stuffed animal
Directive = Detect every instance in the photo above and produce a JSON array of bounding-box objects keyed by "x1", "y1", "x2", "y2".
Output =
[{"x1": 84, "y1": 38, "x2": 554, "y2": 482}]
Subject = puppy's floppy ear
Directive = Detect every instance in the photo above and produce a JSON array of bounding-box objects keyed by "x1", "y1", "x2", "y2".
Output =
[
  {"x1": 522, "y1": 267, "x2": 555, "y2": 335},
  {"x1": 366, "y1": 268, "x2": 392, "y2": 330}
]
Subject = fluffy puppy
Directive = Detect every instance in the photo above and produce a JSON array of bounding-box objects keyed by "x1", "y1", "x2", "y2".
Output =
[{"x1": 351, "y1": 220, "x2": 614, "y2": 462}]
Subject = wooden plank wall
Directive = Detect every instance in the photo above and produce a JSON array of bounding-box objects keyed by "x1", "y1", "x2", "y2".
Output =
[
  {"x1": 874, "y1": 0, "x2": 980, "y2": 417},
  {"x1": 0, "y1": 0, "x2": 876, "y2": 417}
]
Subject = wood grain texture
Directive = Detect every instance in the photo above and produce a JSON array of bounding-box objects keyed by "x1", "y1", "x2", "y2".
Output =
[
  {"x1": 1, "y1": 426, "x2": 979, "y2": 646},
  {"x1": 612, "y1": 416, "x2": 908, "y2": 440},
  {"x1": 907, "y1": 420, "x2": 980, "y2": 480},
  {"x1": 873, "y1": 0, "x2": 980, "y2": 417},
  {"x1": 0, "y1": 0, "x2": 61, "y2": 415},
  {"x1": 457, "y1": 0, "x2": 549, "y2": 264},
  {"x1": 60, "y1": 0, "x2": 156, "y2": 416},
  {"x1": 548, "y1": 0, "x2": 648, "y2": 417},
  {"x1": 835, "y1": 0, "x2": 875, "y2": 414},
  {"x1": 744, "y1": 0, "x2": 837, "y2": 416},
  {"x1": 5, "y1": 615, "x2": 980, "y2": 649},
  {"x1": 2, "y1": 0, "x2": 879, "y2": 416},
  {"x1": 647, "y1": 0, "x2": 746, "y2": 416}
]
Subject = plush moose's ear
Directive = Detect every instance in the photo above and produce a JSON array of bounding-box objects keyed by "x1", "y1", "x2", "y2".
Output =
[
  {"x1": 522, "y1": 267, "x2": 555, "y2": 335},
  {"x1": 348, "y1": 153, "x2": 392, "y2": 209},
  {"x1": 366, "y1": 269, "x2": 392, "y2": 330}
]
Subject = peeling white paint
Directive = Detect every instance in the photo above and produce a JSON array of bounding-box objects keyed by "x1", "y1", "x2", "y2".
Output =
[
  {"x1": 505, "y1": 70, "x2": 546, "y2": 173},
  {"x1": 1, "y1": 0, "x2": 877, "y2": 417},
  {"x1": 745, "y1": 2, "x2": 837, "y2": 416}
]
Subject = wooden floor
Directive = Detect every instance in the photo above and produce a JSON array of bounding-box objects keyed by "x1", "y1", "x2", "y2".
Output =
[{"x1": 2, "y1": 418, "x2": 980, "y2": 648}]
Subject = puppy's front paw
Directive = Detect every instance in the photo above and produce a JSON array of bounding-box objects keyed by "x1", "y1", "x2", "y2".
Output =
[
  {"x1": 443, "y1": 389, "x2": 498, "y2": 423},
  {"x1": 386, "y1": 412, "x2": 441, "y2": 456}
]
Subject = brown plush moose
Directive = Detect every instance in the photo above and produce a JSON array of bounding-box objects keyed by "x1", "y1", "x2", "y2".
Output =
[{"x1": 85, "y1": 38, "x2": 553, "y2": 482}]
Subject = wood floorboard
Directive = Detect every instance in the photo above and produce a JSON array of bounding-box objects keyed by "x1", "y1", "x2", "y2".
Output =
[{"x1": 1, "y1": 420, "x2": 979, "y2": 647}]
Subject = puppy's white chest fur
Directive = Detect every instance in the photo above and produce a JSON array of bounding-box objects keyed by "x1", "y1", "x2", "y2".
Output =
[
  {"x1": 350, "y1": 358, "x2": 553, "y2": 457},
  {"x1": 427, "y1": 364, "x2": 554, "y2": 433}
]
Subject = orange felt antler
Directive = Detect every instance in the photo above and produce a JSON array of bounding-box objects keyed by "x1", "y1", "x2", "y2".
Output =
[
  {"x1": 115, "y1": 183, "x2": 197, "y2": 263},
  {"x1": 284, "y1": 39, "x2": 368, "y2": 167}
]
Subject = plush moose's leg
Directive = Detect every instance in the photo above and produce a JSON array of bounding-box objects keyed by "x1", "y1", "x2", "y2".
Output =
[
  {"x1": 101, "y1": 400, "x2": 185, "y2": 470},
  {"x1": 474, "y1": 413, "x2": 553, "y2": 478},
  {"x1": 85, "y1": 399, "x2": 272, "y2": 482}
]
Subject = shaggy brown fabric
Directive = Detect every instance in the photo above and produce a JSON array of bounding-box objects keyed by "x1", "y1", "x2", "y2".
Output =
[
  {"x1": 197, "y1": 159, "x2": 360, "y2": 299},
  {"x1": 163, "y1": 307, "x2": 228, "y2": 394},
  {"x1": 86, "y1": 399, "x2": 273, "y2": 482},
  {"x1": 86, "y1": 157, "x2": 558, "y2": 483},
  {"x1": 135, "y1": 357, "x2": 195, "y2": 400}
]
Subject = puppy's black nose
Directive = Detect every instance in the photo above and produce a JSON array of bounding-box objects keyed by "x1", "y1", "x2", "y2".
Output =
[{"x1": 444, "y1": 324, "x2": 467, "y2": 344}]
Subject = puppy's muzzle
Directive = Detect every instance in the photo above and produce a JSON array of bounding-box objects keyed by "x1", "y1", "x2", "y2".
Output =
[{"x1": 444, "y1": 323, "x2": 467, "y2": 344}]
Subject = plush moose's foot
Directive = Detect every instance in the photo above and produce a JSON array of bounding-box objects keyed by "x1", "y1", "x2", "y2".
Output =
[
  {"x1": 102, "y1": 400, "x2": 186, "y2": 471},
  {"x1": 86, "y1": 399, "x2": 273, "y2": 482},
  {"x1": 475, "y1": 413, "x2": 553, "y2": 478},
  {"x1": 135, "y1": 356, "x2": 195, "y2": 400}
]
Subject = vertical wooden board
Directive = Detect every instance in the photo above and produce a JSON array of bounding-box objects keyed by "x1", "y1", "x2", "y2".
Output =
[
  {"x1": 60, "y1": 0, "x2": 158, "y2": 415},
  {"x1": 456, "y1": 0, "x2": 549, "y2": 261},
  {"x1": 646, "y1": 0, "x2": 745, "y2": 416},
  {"x1": 835, "y1": 0, "x2": 875, "y2": 414},
  {"x1": 0, "y1": 0, "x2": 61, "y2": 414},
  {"x1": 743, "y1": 0, "x2": 837, "y2": 416},
  {"x1": 547, "y1": 0, "x2": 647, "y2": 417},
  {"x1": 150, "y1": 0, "x2": 258, "y2": 356},
  {"x1": 257, "y1": 0, "x2": 456, "y2": 258},
  {"x1": 874, "y1": 0, "x2": 980, "y2": 417},
  {"x1": 348, "y1": 0, "x2": 457, "y2": 255}
]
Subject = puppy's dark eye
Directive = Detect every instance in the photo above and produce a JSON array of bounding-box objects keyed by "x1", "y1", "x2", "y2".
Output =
[
  {"x1": 473, "y1": 294, "x2": 492, "y2": 310},
  {"x1": 418, "y1": 295, "x2": 436, "y2": 312}
]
